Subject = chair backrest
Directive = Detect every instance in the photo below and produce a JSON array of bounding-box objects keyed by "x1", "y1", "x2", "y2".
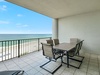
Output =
[
  {"x1": 77, "y1": 40, "x2": 84, "y2": 52},
  {"x1": 74, "y1": 40, "x2": 84, "y2": 55},
  {"x1": 69, "y1": 40, "x2": 84, "y2": 56},
  {"x1": 53, "y1": 39, "x2": 59, "y2": 45},
  {"x1": 70, "y1": 38, "x2": 78, "y2": 44},
  {"x1": 46, "y1": 40, "x2": 53, "y2": 46},
  {"x1": 41, "y1": 43, "x2": 54, "y2": 58}
]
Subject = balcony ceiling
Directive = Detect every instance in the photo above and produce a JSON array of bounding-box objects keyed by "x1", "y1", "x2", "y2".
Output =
[{"x1": 6, "y1": 0, "x2": 100, "y2": 18}]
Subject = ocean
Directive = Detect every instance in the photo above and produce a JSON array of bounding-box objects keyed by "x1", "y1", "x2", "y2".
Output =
[
  {"x1": 0, "y1": 34, "x2": 52, "y2": 47},
  {"x1": 0, "y1": 34, "x2": 52, "y2": 41}
]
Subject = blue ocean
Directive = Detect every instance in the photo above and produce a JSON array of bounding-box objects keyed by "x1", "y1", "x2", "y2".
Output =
[{"x1": 0, "y1": 34, "x2": 52, "y2": 41}]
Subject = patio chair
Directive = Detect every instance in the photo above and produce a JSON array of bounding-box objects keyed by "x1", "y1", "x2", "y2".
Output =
[
  {"x1": 46, "y1": 39, "x2": 53, "y2": 46},
  {"x1": 53, "y1": 39, "x2": 64, "y2": 55},
  {"x1": 40, "y1": 43, "x2": 62, "y2": 74},
  {"x1": 70, "y1": 38, "x2": 78, "y2": 44},
  {"x1": 70, "y1": 38, "x2": 84, "y2": 55},
  {"x1": 67, "y1": 40, "x2": 84, "y2": 69},
  {"x1": 76, "y1": 40, "x2": 84, "y2": 55},
  {"x1": 53, "y1": 39, "x2": 59, "y2": 45},
  {"x1": 63, "y1": 40, "x2": 84, "y2": 69},
  {"x1": 0, "y1": 70, "x2": 24, "y2": 75},
  {"x1": 46, "y1": 39, "x2": 62, "y2": 55}
]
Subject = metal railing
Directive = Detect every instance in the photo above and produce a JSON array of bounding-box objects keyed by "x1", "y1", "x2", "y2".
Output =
[{"x1": 0, "y1": 37, "x2": 51, "y2": 61}]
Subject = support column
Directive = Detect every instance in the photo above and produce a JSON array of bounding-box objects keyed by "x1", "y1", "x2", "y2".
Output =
[{"x1": 52, "y1": 19, "x2": 58, "y2": 39}]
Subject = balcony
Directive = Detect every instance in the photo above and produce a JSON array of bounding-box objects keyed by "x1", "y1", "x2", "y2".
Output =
[
  {"x1": 0, "y1": 37, "x2": 99, "y2": 75},
  {"x1": 0, "y1": 49, "x2": 100, "y2": 75},
  {"x1": 1, "y1": 0, "x2": 100, "y2": 75}
]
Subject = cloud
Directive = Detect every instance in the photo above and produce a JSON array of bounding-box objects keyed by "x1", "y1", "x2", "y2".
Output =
[
  {"x1": 16, "y1": 23, "x2": 28, "y2": 27},
  {"x1": 17, "y1": 14, "x2": 23, "y2": 17},
  {"x1": 0, "y1": 5, "x2": 7, "y2": 11},
  {"x1": 0, "y1": 20, "x2": 10, "y2": 24},
  {"x1": 0, "y1": 0, "x2": 5, "y2": 2}
]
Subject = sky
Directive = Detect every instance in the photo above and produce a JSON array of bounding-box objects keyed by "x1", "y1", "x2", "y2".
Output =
[{"x1": 0, "y1": 0, "x2": 52, "y2": 34}]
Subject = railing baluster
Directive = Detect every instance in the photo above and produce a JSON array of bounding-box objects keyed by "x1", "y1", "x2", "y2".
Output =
[
  {"x1": 25, "y1": 40, "x2": 26, "y2": 54},
  {"x1": 8, "y1": 41, "x2": 9, "y2": 59},
  {"x1": 13, "y1": 40, "x2": 14, "y2": 58},
  {"x1": 22, "y1": 40, "x2": 23, "y2": 55},
  {"x1": 5, "y1": 41, "x2": 6, "y2": 60},
  {"x1": 22, "y1": 40, "x2": 23, "y2": 54},
  {"x1": 2, "y1": 41, "x2": 3, "y2": 61},
  {"x1": 21, "y1": 40, "x2": 22, "y2": 55},
  {"x1": 28, "y1": 39, "x2": 31, "y2": 52},
  {"x1": 11, "y1": 41, "x2": 12, "y2": 58},
  {"x1": 30, "y1": 39, "x2": 31, "y2": 52},
  {"x1": 18, "y1": 40, "x2": 20, "y2": 57},
  {"x1": 28, "y1": 39, "x2": 29, "y2": 52},
  {"x1": 23, "y1": 40, "x2": 24, "y2": 55},
  {"x1": 20, "y1": 40, "x2": 21, "y2": 55},
  {"x1": 22, "y1": 40, "x2": 24, "y2": 54},
  {"x1": 16, "y1": 40, "x2": 17, "y2": 57},
  {"x1": 38, "y1": 38, "x2": 39, "y2": 51},
  {"x1": 23, "y1": 40, "x2": 25, "y2": 54}
]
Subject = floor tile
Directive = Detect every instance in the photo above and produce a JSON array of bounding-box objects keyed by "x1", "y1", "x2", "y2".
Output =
[
  {"x1": 34, "y1": 72, "x2": 43, "y2": 75},
  {"x1": 26, "y1": 68, "x2": 38, "y2": 75},
  {"x1": 74, "y1": 70, "x2": 86, "y2": 75},
  {"x1": 61, "y1": 70, "x2": 74, "y2": 75},
  {"x1": 21, "y1": 65, "x2": 33, "y2": 72},
  {"x1": 40, "y1": 69, "x2": 49, "y2": 75},
  {"x1": 87, "y1": 69, "x2": 99, "y2": 75}
]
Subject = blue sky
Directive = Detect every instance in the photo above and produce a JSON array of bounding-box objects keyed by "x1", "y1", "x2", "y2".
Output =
[{"x1": 0, "y1": 0, "x2": 52, "y2": 34}]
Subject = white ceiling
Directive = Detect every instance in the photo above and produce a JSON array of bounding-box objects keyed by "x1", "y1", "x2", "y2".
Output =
[{"x1": 6, "y1": 0, "x2": 100, "y2": 18}]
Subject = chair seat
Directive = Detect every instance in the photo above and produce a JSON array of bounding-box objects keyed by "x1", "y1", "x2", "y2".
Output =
[
  {"x1": 54, "y1": 49, "x2": 64, "y2": 54},
  {"x1": 69, "y1": 51, "x2": 75, "y2": 57},
  {"x1": 69, "y1": 56, "x2": 83, "y2": 61}
]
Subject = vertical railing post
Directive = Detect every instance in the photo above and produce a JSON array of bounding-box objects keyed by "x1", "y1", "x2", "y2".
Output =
[
  {"x1": 38, "y1": 38, "x2": 39, "y2": 51},
  {"x1": 18, "y1": 40, "x2": 20, "y2": 58}
]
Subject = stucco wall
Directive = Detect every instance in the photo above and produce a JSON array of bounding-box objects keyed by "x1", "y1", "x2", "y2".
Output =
[{"x1": 58, "y1": 11, "x2": 100, "y2": 54}]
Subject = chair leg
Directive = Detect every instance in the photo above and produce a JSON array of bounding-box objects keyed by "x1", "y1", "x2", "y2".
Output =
[
  {"x1": 69, "y1": 56, "x2": 84, "y2": 69},
  {"x1": 62, "y1": 55, "x2": 84, "y2": 69},
  {"x1": 40, "y1": 59, "x2": 62, "y2": 74},
  {"x1": 40, "y1": 60, "x2": 51, "y2": 68}
]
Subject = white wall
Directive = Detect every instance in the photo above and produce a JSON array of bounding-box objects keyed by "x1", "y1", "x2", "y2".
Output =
[{"x1": 58, "y1": 11, "x2": 100, "y2": 54}]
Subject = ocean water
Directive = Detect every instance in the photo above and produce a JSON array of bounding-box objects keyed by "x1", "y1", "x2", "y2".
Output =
[
  {"x1": 0, "y1": 34, "x2": 52, "y2": 41},
  {"x1": 0, "y1": 34, "x2": 52, "y2": 47}
]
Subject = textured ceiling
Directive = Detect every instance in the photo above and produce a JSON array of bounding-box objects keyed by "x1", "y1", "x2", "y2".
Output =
[{"x1": 6, "y1": 0, "x2": 100, "y2": 18}]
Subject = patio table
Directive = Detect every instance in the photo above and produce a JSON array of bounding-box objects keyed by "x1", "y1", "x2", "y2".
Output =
[{"x1": 53, "y1": 43, "x2": 76, "y2": 68}]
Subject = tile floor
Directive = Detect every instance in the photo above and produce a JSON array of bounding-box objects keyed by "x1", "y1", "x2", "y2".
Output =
[{"x1": 0, "y1": 50, "x2": 100, "y2": 75}]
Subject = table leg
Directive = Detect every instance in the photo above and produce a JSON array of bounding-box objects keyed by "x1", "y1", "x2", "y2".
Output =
[{"x1": 67, "y1": 51, "x2": 69, "y2": 68}]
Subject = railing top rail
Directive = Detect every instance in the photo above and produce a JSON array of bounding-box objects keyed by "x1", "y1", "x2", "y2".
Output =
[{"x1": 0, "y1": 37, "x2": 52, "y2": 42}]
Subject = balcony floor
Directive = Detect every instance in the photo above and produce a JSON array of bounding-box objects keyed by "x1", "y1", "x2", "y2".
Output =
[{"x1": 0, "y1": 50, "x2": 100, "y2": 75}]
